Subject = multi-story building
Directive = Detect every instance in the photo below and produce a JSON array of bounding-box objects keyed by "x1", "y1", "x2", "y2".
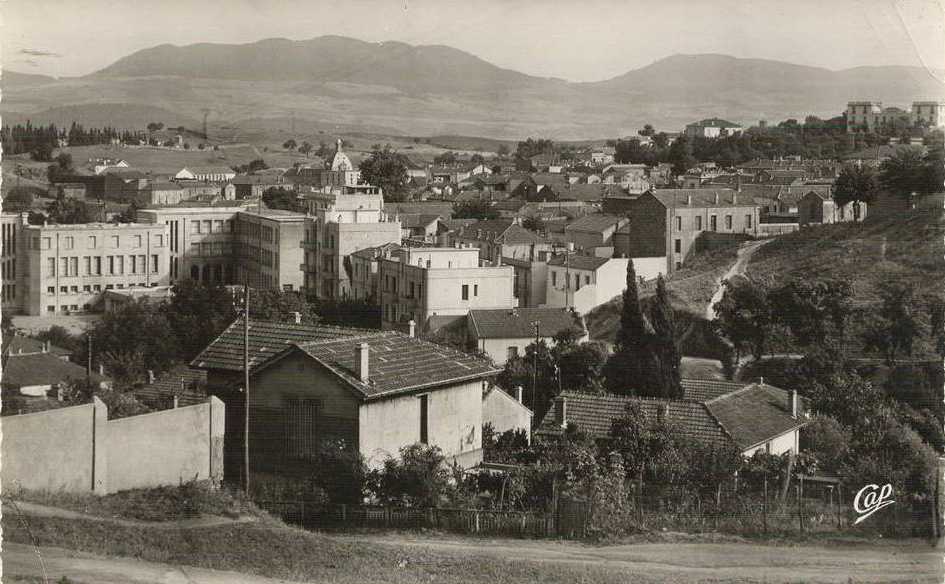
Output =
[
  {"x1": 1, "y1": 213, "x2": 28, "y2": 314},
  {"x1": 543, "y1": 255, "x2": 632, "y2": 314},
  {"x1": 301, "y1": 190, "x2": 401, "y2": 300},
  {"x1": 23, "y1": 222, "x2": 170, "y2": 316},
  {"x1": 846, "y1": 100, "x2": 945, "y2": 133},
  {"x1": 137, "y1": 206, "x2": 243, "y2": 284},
  {"x1": 233, "y1": 209, "x2": 306, "y2": 291},
  {"x1": 615, "y1": 189, "x2": 760, "y2": 275},
  {"x1": 684, "y1": 118, "x2": 743, "y2": 139},
  {"x1": 376, "y1": 247, "x2": 514, "y2": 335},
  {"x1": 137, "y1": 205, "x2": 307, "y2": 291},
  {"x1": 448, "y1": 219, "x2": 553, "y2": 264}
]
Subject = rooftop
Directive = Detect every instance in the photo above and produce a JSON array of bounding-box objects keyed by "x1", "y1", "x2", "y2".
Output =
[
  {"x1": 647, "y1": 189, "x2": 755, "y2": 209},
  {"x1": 291, "y1": 331, "x2": 501, "y2": 399},
  {"x1": 689, "y1": 118, "x2": 742, "y2": 128},
  {"x1": 25, "y1": 222, "x2": 164, "y2": 231},
  {"x1": 468, "y1": 308, "x2": 586, "y2": 340},
  {"x1": 191, "y1": 318, "x2": 370, "y2": 372},
  {"x1": 2, "y1": 335, "x2": 72, "y2": 358},
  {"x1": 547, "y1": 254, "x2": 611, "y2": 271},
  {"x1": 565, "y1": 214, "x2": 627, "y2": 233},
  {"x1": 2, "y1": 352, "x2": 107, "y2": 388}
]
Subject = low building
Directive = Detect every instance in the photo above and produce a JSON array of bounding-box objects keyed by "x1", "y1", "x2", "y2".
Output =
[
  {"x1": 543, "y1": 255, "x2": 631, "y2": 314},
  {"x1": 684, "y1": 118, "x2": 743, "y2": 139},
  {"x1": 2, "y1": 348, "x2": 109, "y2": 399},
  {"x1": 449, "y1": 219, "x2": 553, "y2": 264},
  {"x1": 482, "y1": 385, "x2": 532, "y2": 442},
  {"x1": 230, "y1": 175, "x2": 286, "y2": 200},
  {"x1": 535, "y1": 380, "x2": 808, "y2": 457},
  {"x1": 467, "y1": 307, "x2": 587, "y2": 366},
  {"x1": 103, "y1": 285, "x2": 174, "y2": 312},
  {"x1": 377, "y1": 246, "x2": 515, "y2": 335},
  {"x1": 349, "y1": 243, "x2": 402, "y2": 302},
  {"x1": 144, "y1": 182, "x2": 184, "y2": 206},
  {"x1": 174, "y1": 167, "x2": 236, "y2": 182},
  {"x1": 564, "y1": 214, "x2": 629, "y2": 251},
  {"x1": 504, "y1": 255, "x2": 548, "y2": 308},
  {"x1": 798, "y1": 191, "x2": 866, "y2": 226}
]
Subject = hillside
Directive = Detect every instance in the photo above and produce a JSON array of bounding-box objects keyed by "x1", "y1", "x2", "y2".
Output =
[
  {"x1": 747, "y1": 202, "x2": 944, "y2": 357},
  {"x1": 4, "y1": 37, "x2": 944, "y2": 139}
]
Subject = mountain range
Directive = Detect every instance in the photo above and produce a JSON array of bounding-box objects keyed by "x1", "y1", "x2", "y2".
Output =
[{"x1": 4, "y1": 35, "x2": 944, "y2": 140}]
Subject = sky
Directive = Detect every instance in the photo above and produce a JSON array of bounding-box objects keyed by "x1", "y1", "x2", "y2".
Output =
[{"x1": 3, "y1": 0, "x2": 944, "y2": 81}]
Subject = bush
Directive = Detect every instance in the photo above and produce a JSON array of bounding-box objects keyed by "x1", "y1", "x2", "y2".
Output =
[
  {"x1": 800, "y1": 415, "x2": 851, "y2": 472},
  {"x1": 368, "y1": 443, "x2": 452, "y2": 507}
]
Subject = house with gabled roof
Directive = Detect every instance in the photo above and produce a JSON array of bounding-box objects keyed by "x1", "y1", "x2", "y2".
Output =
[
  {"x1": 449, "y1": 219, "x2": 553, "y2": 263},
  {"x1": 215, "y1": 327, "x2": 501, "y2": 475},
  {"x1": 543, "y1": 255, "x2": 632, "y2": 314},
  {"x1": 467, "y1": 307, "x2": 587, "y2": 366},
  {"x1": 684, "y1": 118, "x2": 743, "y2": 139},
  {"x1": 564, "y1": 214, "x2": 629, "y2": 251},
  {"x1": 798, "y1": 190, "x2": 866, "y2": 226},
  {"x1": 535, "y1": 380, "x2": 808, "y2": 457}
]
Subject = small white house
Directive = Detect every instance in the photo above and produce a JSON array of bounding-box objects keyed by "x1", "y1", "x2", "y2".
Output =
[{"x1": 467, "y1": 307, "x2": 588, "y2": 366}]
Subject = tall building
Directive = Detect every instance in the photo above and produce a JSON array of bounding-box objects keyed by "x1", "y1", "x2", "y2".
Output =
[
  {"x1": 233, "y1": 209, "x2": 306, "y2": 291},
  {"x1": 301, "y1": 190, "x2": 401, "y2": 300},
  {"x1": 23, "y1": 222, "x2": 170, "y2": 316},
  {"x1": 1, "y1": 213, "x2": 28, "y2": 314},
  {"x1": 846, "y1": 100, "x2": 945, "y2": 133}
]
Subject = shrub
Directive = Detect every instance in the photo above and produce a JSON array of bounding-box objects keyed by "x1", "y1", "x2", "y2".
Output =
[{"x1": 368, "y1": 443, "x2": 452, "y2": 507}]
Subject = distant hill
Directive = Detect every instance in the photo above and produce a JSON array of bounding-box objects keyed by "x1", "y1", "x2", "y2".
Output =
[
  {"x1": 4, "y1": 37, "x2": 944, "y2": 139},
  {"x1": 3, "y1": 70, "x2": 58, "y2": 87},
  {"x1": 2, "y1": 103, "x2": 199, "y2": 130}
]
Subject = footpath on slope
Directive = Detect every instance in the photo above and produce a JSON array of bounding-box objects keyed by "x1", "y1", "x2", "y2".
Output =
[
  {"x1": 705, "y1": 239, "x2": 771, "y2": 321},
  {"x1": 2, "y1": 499, "x2": 256, "y2": 530}
]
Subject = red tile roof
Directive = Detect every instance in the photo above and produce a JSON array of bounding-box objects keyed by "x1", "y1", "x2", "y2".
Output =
[
  {"x1": 468, "y1": 308, "x2": 585, "y2": 340},
  {"x1": 704, "y1": 383, "x2": 808, "y2": 450}
]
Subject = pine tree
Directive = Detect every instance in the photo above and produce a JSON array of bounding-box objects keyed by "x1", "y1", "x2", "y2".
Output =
[{"x1": 649, "y1": 276, "x2": 682, "y2": 398}]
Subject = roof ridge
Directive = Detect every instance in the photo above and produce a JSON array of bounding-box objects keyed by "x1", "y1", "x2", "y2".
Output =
[
  {"x1": 703, "y1": 382, "x2": 758, "y2": 404},
  {"x1": 700, "y1": 401, "x2": 736, "y2": 444}
]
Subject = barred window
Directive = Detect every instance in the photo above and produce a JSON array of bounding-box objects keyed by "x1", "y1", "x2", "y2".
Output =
[{"x1": 285, "y1": 398, "x2": 319, "y2": 460}]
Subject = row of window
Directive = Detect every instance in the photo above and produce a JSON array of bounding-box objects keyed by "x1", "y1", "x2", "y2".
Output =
[
  {"x1": 32, "y1": 233, "x2": 164, "y2": 251},
  {"x1": 189, "y1": 241, "x2": 234, "y2": 258},
  {"x1": 551, "y1": 271, "x2": 591, "y2": 290},
  {"x1": 1, "y1": 283, "x2": 16, "y2": 302},
  {"x1": 46, "y1": 255, "x2": 160, "y2": 277},
  {"x1": 190, "y1": 219, "x2": 233, "y2": 235},
  {"x1": 46, "y1": 282, "x2": 157, "y2": 295},
  {"x1": 674, "y1": 214, "x2": 752, "y2": 232},
  {"x1": 1, "y1": 259, "x2": 16, "y2": 280}
]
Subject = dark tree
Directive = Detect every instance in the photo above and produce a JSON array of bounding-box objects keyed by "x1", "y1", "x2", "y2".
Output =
[
  {"x1": 769, "y1": 279, "x2": 853, "y2": 348},
  {"x1": 521, "y1": 216, "x2": 545, "y2": 233},
  {"x1": 666, "y1": 135, "x2": 696, "y2": 175},
  {"x1": 649, "y1": 276, "x2": 682, "y2": 399},
  {"x1": 45, "y1": 198, "x2": 95, "y2": 224},
  {"x1": 299, "y1": 141, "x2": 313, "y2": 156},
  {"x1": 712, "y1": 277, "x2": 772, "y2": 362},
  {"x1": 83, "y1": 300, "x2": 178, "y2": 383},
  {"x1": 433, "y1": 151, "x2": 457, "y2": 166},
  {"x1": 262, "y1": 187, "x2": 302, "y2": 212},
  {"x1": 163, "y1": 281, "x2": 238, "y2": 361},
  {"x1": 283, "y1": 139, "x2": 298, "y2": 151},
  {"x1": 359, "y1": 146, "x2": 410, "y2": 202},
  {"x1": 834, "y1": 164, "x2": 878, "y2": 210},
  {"x1": 862, "y1": 282, "x2": 921, "y2": 366},
  {"x1": 452, "y1": 200, "x2": 497, "y2": 220},
  {"x1": 604, "y1": 260, "x2": 656, "y2": 395},
  {"x1": 880, "y1": 148, "x2": 941, "y2": 200}
]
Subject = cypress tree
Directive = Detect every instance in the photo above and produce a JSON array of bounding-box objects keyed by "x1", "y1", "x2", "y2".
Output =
[
  {"x1": 605, "y1": 260, "x2": 656, "y2": 395},
  {"x1": 649, "y1": 276, "x2": 682, "y2": 398}
]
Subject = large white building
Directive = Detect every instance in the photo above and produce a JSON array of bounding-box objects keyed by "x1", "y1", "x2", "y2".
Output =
[{"x1": 846, "y1": 100, "x2": 945, "y2": 133}]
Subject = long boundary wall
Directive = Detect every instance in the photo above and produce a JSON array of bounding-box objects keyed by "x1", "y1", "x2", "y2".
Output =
[{"x1": 1, "y1": 396, "x2": 224, "y2": 494}]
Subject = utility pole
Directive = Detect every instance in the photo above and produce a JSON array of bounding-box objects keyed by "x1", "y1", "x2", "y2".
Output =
[
  {"x1": 86, "y1": 333, "x2": 93, "y2": 386},
  {"x1": 530, "y1": 320, "x2": 540, "y2": 409},
  {"x1": 243, "y1": 282, "x2": 251, "y2": 495}
]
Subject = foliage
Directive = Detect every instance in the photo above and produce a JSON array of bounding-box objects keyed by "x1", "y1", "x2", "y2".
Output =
[
  {"x1": 242, "y1": 289, "x2": 319, "y2": 325},
  {"x1": 35, "y1": 325, "x2": 83, "y2": 354},
  {"x1": 59, "y1": 379, "x2": 152, "y2": 420},
  {"x1": 45, "y1": 198, "x2": 96, "y2": 224},
  {"x1": 482, "y1": 423, "x2": 530, "y2": 464},
  {"x1": 163, "y1": 280, "x2": 238, "y2": 361},
  {"x1": 861, "y1": 282, "x2": 921, "y2": 365},
  {"x1": 833, "y1": 164, "x2": 879, "y2": 209},
  {"x1": 452, "y1": 199, "x2": 498, "y2": 220},
  {"x1": 929, "y1": 295, "x2": 945, "y2": 358},
  {"x1": 433, "y1": 151, "x2": 457, "y2": 166},
  {"x1": 359, "y1": 145, "x2": 410, "y2": 202},
  {"x1": 232, "y1": 158, "x2": 269, "y2": 174},
  {"x1": 521, "y1": 216, "x2": 544, "y2": 233},
  {"x1": 82, "y1": 300, "x2": 178, "y2": 383},
  {"x1": 262, "y1": 187, "x2": 302, "y2": 212},
  {"x1": 807, "y1": 371, "x2": 887, "y2": 429},
  {"x1": 112, "y1": 200, "x2": 140, "y2": 224},
  {"x1": 314, "y1": 298, "x2": 381, "y2": 329},
  {"x1": 496, "y1": 340, "x2": 557, "y2": 419},
  {"x1": 768, "y1": 278, "x2": 853, "y2": 348},
  {"x1": 879, "y1": 147, "x2": 944, "y2": 200},
  {"x1": 799, "y1": 415, "x2": 851, "y2": 473},
  {"x1": 604, "y1": 265, "x2": 681, "y2": 398},
  {"x1": 514, "y1": 138, "x2": 555, "y2": 170},
  {"x1": 712, "y1": 277, "x2": 772, "y2": 362},
  {"x1": 555, "y1": 340, "x2": 609, "y2": 393},
  {"x1": 666, "y1": 135, "x2": 696, "y2": 175},
  {"x1": 368, "y1": 443, "x2": 452, "y2": 507},
  {"x1": 282, "y1": 139, "x2": 297, "y2": 151},
  {"x1": 298, "y1": 141, "x2": 313, "y2": 155},
  {"x1": 3, "y1": 187, "x2": 35, "y2": 211}
]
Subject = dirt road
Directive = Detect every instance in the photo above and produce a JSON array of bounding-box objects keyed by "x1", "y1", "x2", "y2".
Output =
[
  {"x1": 706, "y1": 238, "x2": 770, "y2": 321},
  {"x1": 2, "y1": 543, "x2": 292, "y2": 584},
  {"x1": 342, "y1": 532, "x2": 943, "y2": 584}
]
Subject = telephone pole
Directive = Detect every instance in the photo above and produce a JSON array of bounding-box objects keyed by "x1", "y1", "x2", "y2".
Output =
[
  {"x1": 531, "y1": 320, "x2": 540, "y2": 409},
  {"x1": 243, "y1": 283, "x2": 251, "y2": 495}
]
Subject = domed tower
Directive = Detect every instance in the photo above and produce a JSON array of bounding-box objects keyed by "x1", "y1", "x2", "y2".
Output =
[{"x1": 331, "y1": 138, "x2": 354, "y2": 171}]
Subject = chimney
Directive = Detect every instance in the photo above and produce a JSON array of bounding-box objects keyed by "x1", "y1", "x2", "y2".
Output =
[
  {"x1": 355, "y1": 343, "x2": 370, "y2": 383},
  {"x1": 554, "y1": 396, "x2": 567, "y2": 427},
  {"x1": 735, "y1": 173, "x2": 742, "y2": 193},
  {"x1": 686, "y1": 194, "x2": 692, "y2": 205},
  {"x1": 57, "y1": 386, "x2": 64, "y2": 402},
  {"x1": 173, "y1": 394, "x2": 180, "y2": 409},
  {"x1": 147, "y1": 370, "x2": 155, "y2": 384},
  {"x1": 658, "y1": 403, "x2": 669, "y2": 424},
  {"x1": 43, "y1": 341, "x2": 49, "y2": 353},
  {"x1": 714, "y1": 192, "x2": 719, "y2": 205},
  {"x1": 98, "y1": 363, "x2": 105, "y2": 376},
  {"x1": 732, "y1": 192, "x2": 737, "y2": 205},
  {"x1": 408, "y1": 320, "x2": 416, "y2": 338},
  {"x1": 515, "y1": 385, "x2": 523, "y2": 403},
  {"x1": 790, "y1": 390, "x2": 798, "y2": 419},
  {"x1": 292, "y1": 311, "x2": 302, "y2": 324}
]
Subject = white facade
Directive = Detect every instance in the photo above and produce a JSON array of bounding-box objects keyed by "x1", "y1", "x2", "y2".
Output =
[{"x1": 543, "y1": 258, "x2": 629, "y2": 315}]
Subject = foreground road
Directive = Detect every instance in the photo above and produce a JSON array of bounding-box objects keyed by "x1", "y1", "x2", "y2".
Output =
[
  {"x1": 2, "y1": 543, "x2": 293, "y2": 584},
  {"x1": 4, "y1": 534, "x2": 941, "y2": 584},
  {"x1": 340, "y1": 532, "x2": 944, "y2": 584}
]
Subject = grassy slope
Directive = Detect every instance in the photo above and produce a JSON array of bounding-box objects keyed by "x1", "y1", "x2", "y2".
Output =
[{"x1": 747, "y1": 205, "x2": 944, "y2": 357}]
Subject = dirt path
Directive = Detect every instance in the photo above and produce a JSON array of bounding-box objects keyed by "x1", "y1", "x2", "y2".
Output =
[
  {"x1": 705, "y1": 238, "x2": 771, "y2": 321},
  {"x1": 342, "y1": 532, "x2": 943, "y2": 584},
  {"x1": 2, "y1": 543, "x2": 295, "y2": 584},
  {"x1": 4, "y1": 500, "x2": 256, "y2": 530}
]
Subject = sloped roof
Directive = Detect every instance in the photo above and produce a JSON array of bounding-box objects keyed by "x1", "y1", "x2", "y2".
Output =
[
  {"x1": 399, "y1": 214, "x2": 442, "y2": 229},
  {"x1": 547, "y1": 254, "x2": 610, "y2": 271},
  {"x1": 532, "y1": 173, "x2": 568, "y2": 186},
  {"x1": 647, "y1": 189, "x2": 755, "y2": 209},
  {"x1": 535, "y1": 391, "x2": 728, "y2": 445},
  {"x1": 680, "y1": 378, "x2": 745, "y2": 402},
  {"x1": 468, "y1": 308, "x2": 585, "y2": 340},
  {"x1": 565, "y1": 214, "x2": 627, "y2": 233},
  {"x1": 689, "y1": 118, "x2": 741, "y2": 128},
  {"x1": 739, "y1": 184, "x2": 831, "y2": 205},
  {"x1": 230, "y1": 175, "x2": 282, "y2": 185},
  {"x1": 292, "y1": 331, "x2": 500, "y2": 399},
  {"x1": 535, "y1": 382, "x2": 808, "y2": 450},
  {"x1": 501, "y1": 224, "x2": 545, "y2": 245},
  {"x1": 351, "y1": 242, "x2": 402, "y2": 260},
  {"x1": 560, "y1": 184, "x2": 604, "y2": 202},
  {"x1": 705, "y1": 384, "x2": 808, "y2": 450},
  {"x1": 2, "y1": 352, "x2": 107, "y2": 388},
  {"x1": 190, "y1": 318, "x2": 371, "y2": 372},
  {"x1": 132, "y1": 365, "x2": 207, "y2": 408}
]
